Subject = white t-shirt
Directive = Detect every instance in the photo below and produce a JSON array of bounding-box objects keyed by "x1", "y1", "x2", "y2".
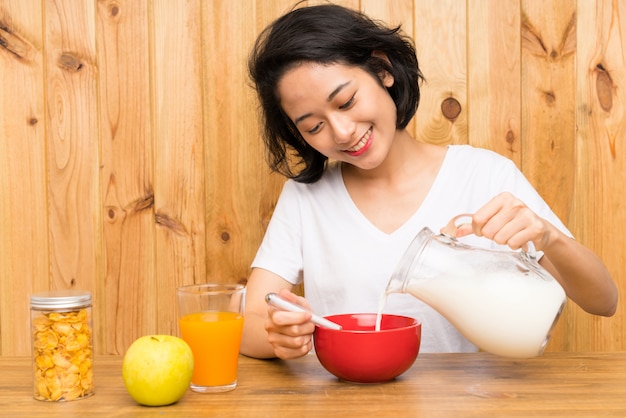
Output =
[{"x1": 251, "y1": 145, "x2": 571, "y2": 352}]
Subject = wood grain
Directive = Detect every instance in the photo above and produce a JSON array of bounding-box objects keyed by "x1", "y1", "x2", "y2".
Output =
[
  {"x1": 521, "y1": 0, "x2": 577, "y2": 221},
  {"x1": 203, "y1": 1, "x2": 282, "y2": 288},
  {"x1": 44, "y1": 0, "x2": 100, "y2": 300},
  {"x1": 1, "y1": 353, "x2": 625, "y2": 417},
  {"x1": 468, "y1": 0, "x2": 521, "y2": 164},
  {"x1": 570, "y1": 0, "x2": 626, "y2": 352},
  {"x1": 151, "y1": 0, "x2": 208, "y2": 339},
  {"x1": 413, "y1": 0, "x2": 468, "y2": 146},
  {"x1": 520, "y1": 0, "x2": 578, "y2": 352},
  {"x1": 0, "y1": 0, "x2": 48, "y2": 356},
  {"x1": 96, "y1": 0, "x2": 157, "y2": 355}
]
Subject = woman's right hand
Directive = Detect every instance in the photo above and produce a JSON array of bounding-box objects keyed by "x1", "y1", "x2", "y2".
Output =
[{"x1": 265, "y1": 288, "x2": 316, "y2": 359}]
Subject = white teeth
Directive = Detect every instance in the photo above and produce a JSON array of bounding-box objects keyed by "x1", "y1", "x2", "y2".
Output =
[
  {"x1": 347, "y1": 137, "x2": 367, "y2": 152},
  {"x1": 346, "y1": 129, "x2": 371, "y2": 152}
]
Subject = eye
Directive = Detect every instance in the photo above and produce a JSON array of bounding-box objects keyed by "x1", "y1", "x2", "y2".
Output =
[
  {"x1": 307, "y1": 122, "x2": 323, "y2": 134},
  {"x1": 339, "y1": 94, "x2": 356, "y2": 110}
]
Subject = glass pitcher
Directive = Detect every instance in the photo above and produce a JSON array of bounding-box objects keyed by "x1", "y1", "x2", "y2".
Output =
[{"x1": 385, "y1": 215, "x2": 566, "y2": 358}]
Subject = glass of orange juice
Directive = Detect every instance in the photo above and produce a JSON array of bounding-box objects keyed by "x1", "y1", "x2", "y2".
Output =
[{"x1": 177, "y1": 283, "x2": 245, "y2": 393}]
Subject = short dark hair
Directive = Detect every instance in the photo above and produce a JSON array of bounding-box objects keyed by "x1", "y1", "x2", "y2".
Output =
[{"x1": 249, "y1": 4, "x2": 424, "y2": 183}]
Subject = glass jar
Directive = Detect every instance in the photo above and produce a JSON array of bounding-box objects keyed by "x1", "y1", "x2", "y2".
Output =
[{"x1": 30, "y1": 290, "x2": 95, "y2": 401}]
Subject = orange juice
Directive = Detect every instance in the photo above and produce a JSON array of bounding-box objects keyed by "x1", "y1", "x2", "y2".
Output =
[{"x1": 179, "y1": 311, "x2": 244, "y2": 387}]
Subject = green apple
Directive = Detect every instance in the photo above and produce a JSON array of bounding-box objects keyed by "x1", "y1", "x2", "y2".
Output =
[{"x1": 122, "y1": 335, "x2": 194, "y2": 406}]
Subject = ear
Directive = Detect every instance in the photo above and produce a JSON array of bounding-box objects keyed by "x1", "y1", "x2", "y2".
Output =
[{"x1": 371, "y1": 50, "x2": 394, "y2": 88}]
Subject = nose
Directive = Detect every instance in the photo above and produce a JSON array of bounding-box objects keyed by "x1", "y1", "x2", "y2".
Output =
[{"x1": 327, "y1": 112, "x2": 356, "y2": 145}]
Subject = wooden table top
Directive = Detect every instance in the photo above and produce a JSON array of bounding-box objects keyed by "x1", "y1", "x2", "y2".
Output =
[{"x1": 1, "y1": 352, "x2": 626, "y2": 417}]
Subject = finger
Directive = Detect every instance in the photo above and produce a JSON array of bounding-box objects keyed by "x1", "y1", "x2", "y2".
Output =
[
  {"x1": 268, "y1": 331, "x2": 312, "y2": 350},
  {"x1": 472, "y1": 192, "x2": 522, "y2": 236},
  {"x1": 273, "y1": 338, "x2": 313, "y2": 360},
  {"x1": 267, "y1": 310, "x2": 314, "y2": 335},
  {"x1": 476, "y1": 199, "x2": 529, "y2": 241},
  {"x1": 265, "y1": 317, "x2": 314, "y2": 360},
  {"x1": 498, "y1": 216, "x2": 546, "y2": 251},
  {"x1": 453, "y1": 223, "x2": 474, "y2": 238}
]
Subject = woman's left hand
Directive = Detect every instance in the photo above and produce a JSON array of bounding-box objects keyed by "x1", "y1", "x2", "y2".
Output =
[{"x1": 452, "y1": 192, "x2": 553, "y2": 251}]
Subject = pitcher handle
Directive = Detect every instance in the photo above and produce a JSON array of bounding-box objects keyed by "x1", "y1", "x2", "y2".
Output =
[
  {"x1": 440, "y1": 213, "x2": 473, "y2": 237},
  {"x1": 441, "y1": 213, "x2": 537, "y2": 259}
]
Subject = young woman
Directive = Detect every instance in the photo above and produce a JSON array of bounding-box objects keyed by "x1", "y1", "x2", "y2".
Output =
[{"x1": 241, "y1": 4, "x2": 617, "y2": 360}]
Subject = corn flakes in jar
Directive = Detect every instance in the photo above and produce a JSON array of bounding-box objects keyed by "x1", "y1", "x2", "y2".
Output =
[{"x1": 30, "y1": 290, "x2": 94, "y2": 401}]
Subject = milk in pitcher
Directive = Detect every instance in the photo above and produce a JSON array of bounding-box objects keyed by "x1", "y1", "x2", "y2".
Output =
[
  {"x1": 382, "y1": 226, "x2": 566, "y2": 358},
  {"x1": 401, "y1": 268, "x2": 565, "y2": 357}
]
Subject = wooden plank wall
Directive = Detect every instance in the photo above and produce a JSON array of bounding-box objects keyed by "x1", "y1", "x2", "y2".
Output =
[{"x1": 0, "y1": 0, "x2": 624, "y2": 356}]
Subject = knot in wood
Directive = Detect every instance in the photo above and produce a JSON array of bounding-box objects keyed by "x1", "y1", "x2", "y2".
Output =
[
  {"x1": 441, "y1": 97, "x2": 461, "y2": 122},
  {"x1": 595, "y1": 64, "x2": 613, "y2": 112},
  {"x1": 543, "y1": 91, "x2": 555, "y2": 105},
  {"x1": 58, "y1": 53, "x2": 83, "y2": 72},
  {"x1": 506, "y1": 130, "x2": 516, "y2": 145}
]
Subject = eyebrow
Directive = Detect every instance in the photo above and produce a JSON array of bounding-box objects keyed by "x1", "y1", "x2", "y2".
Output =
[
  {"x1": 328, "y1": 81, "x2": 351, "y2": 101},
  {"x1": 293, "y1": 81, "x2": 352, "y2": 125}
]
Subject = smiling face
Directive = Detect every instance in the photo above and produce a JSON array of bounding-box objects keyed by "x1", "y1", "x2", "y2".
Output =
[{"x1": 277, "y1": 62, "x2": 398, "y2": 171}]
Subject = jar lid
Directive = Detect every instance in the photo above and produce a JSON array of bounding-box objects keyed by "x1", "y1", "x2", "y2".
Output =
[{"x1": 30, "y1": 289, "x2": 92, "y2": 309}]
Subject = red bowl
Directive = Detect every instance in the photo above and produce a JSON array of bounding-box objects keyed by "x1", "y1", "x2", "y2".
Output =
[{"x1": 313, "y1": 313, "x2": 421, "y2": 383}]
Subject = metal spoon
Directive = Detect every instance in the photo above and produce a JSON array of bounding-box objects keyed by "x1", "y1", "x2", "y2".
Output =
[{"x1": 265, "y1": 293, "x2": 343, "y2": 330}]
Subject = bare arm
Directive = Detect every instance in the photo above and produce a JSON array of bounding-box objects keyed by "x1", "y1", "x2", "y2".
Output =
[
  {"x1": 240, "y1": 268, "x2": 315, "y2": 359},
  {"x1": 538, "y1": 227, "x2": 617, "y2": 316}
]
